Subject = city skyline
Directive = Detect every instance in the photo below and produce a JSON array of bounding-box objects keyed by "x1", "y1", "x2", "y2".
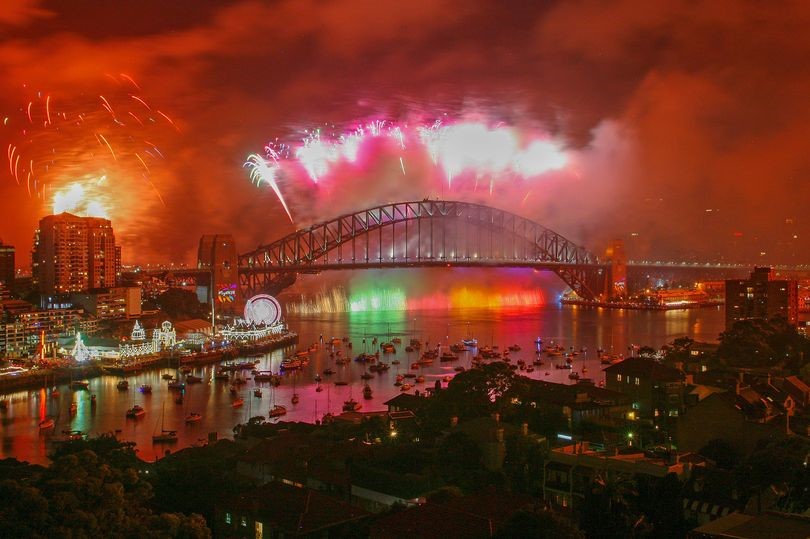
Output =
[{"x1": 1, "y1": 1, "x2": 810, "y2": 267}]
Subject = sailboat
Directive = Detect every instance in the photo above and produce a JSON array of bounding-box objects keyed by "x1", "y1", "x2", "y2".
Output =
[
  {"x1": 291, "y1": 374, "x2": 300, "y2": 405},
  {"x1": 153, "y1": 403, "x2": 178, "y2": 443},
  {"x1": 184, "y1": 392, "x2": 201, "y2": 424},
  {"x1": 268, "y1": 384, "x2": 286, "y2": 418}
]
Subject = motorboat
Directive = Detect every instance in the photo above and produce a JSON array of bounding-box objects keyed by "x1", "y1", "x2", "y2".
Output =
[
  {"x1": 126, "y1": 405, "x2": 146, "y2": 418},
  {"x1": 140, "y1": 384, "x2": 152, "y2": 393},
  {"x1": 268, "y1": 405, "x2": 287, "y2": 418},
  {"x1": 39, "y1": 418, "x2": 55, "y2": 430},
  {"x1": 254, "y1": 388, "x2": 263, "y2": 398},
  {"x1": 232, "y1": 397, "x2": 245, "y2": 408},
  {"x1": 342, "y1": 398, "x2": 361, "y2": 412},
  {"x1": 363, "y1": 385, "x2": 373, "y2": 400},
  {"x1": 116, "y1": 380, "x2": 129, "y2": 390},
  {"x1": 185, "y1": 412, "x2": 202, "y2": 423},
  {"x1": 70, "y1": 380, "x2": 90, "y2": 390}
]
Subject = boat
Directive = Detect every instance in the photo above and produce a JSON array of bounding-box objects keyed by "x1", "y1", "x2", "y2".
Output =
[
  {"x1": 440, "y1": 352, "x2": 458, "y2": 362},
  {"x1": 70, "y1": 380, "x2": 90, "y2": 390},
  {"x1": 229, "y1": 386, "x2": 237, "y2": 394},
  {"x1": 450, "y1": 343, "x2": 466, "y2": 353},
  {"x1": 462, "y1": 338, "x2": 478, "y2": 347},
  {"x1": 508, "y1": 344, "x2": 521, "y2": 352},
  {"x1": 180, "y1": 366, "x2": 192, "y2": 374},
  {"x1": 280, "y1": 358, "x2": 302, "y2": 370},
  {"x1": 323, "y1": 368, "x2": 335, "y2": 375},
  {"x1": 334, "y1": 380, "x2": 348, "y2": 386},
  {"x1": 153, "y1": 429, "x2": 178, "y2": 443},
  {"x1": 363, "y1": 385, "x2": 373, "y2": 400},
  {"x1": 140, "y1": 384, "x2": 153, "y2": 393},
  {"x1": 39, "y1": 418, "x2": 55, "y2": 430},
  {"x1": 568, "y1": 372, "x2": 580, "y2": 380},
  {"x1": 360, "y1": 372, "x2": 374, "y2": 380},
  {"x1": 90, "y1": 394, "x2": 97, "y2": 406},
  {"x1": 268, "y1": 404, "x2": 287, "y2": 418},
  {"x1": 161, "y1": 373, "x2": 174, "y2": 380},
  {"x1": 232, "y1": 397, "x2": 244, "y2": 408},
  {"x1": 186, "y1": 375, "x2": 203, "y2": 384},
  {"x1": 214, "y1": 370, "x2": 230, "y2": 380},
  {"x1": 254, "y1": 388, "x2": 263, "y2": 398},
  {"x1": 316, "y1": 384, "x2": 324, "y2": 392},
  {"x1": 185, "y1": 412, "x2": 202, "y2": 424},
  {"x1": 116, "y1": 379, "x2": 129, "y2": 390},
  {"x1": 535, "y1": 337, "x2": 543, "y2": 345},
  {"x1": 69, "y1": 402, "x2": 77, "y2": 415},
  {"x1": 51, "y1": 387, "x2": 60, "y2": 398},
  {"x1": 391, "y1": 337, "x2": 402, "y2": 344},
  {"x1": 342, "y1": 398, "x2": 361, "y2": 412},
  {"x1": 400, "y1": 383, "x2": 412, "y2": 392},
  {"x1": 168, "y1": 381, "x2": 186, "y2": 390},
  {"x1": 453, "y1": 366, "x2": 465, "y2": 372},
  {"x1": 126, "y1": 405, "x2": 146, "y2": 418},
  {"x1": 416, "y1": 375, "x2": 426, "y2": 383},
  {"x1": 291, "y1": 393, "x2": 300, "y2": 404}
]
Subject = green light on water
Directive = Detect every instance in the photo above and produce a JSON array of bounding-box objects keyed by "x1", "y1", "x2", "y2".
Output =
[{"x1": 348, "y1": 288, "x2": 407, "y2": 312}]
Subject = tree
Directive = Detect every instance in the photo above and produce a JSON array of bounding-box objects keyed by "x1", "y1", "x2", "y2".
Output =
[
  {"x1": 698, "y1": 438, "x2": 738, "y2": 469},
  {"x1": 0, "y1": 448, "x2": 211, "y2": 538},
  {"x1": 718, "y1": 318, "x2": 810, "y2": 372},
  {"x1": 637, "y1": 346, "x2": 657, "y2": 359},
  {"x1": 495, "y1": 507, "x2": 584, "y2": 539},
  {"x1": 433, "y1": 362, "x2": 518, "y2": 420},
  {"x1": 579, "y1": 472, "x2": 639, "y2": 539},
  {"x1": 155, "y1": 288, "x2": 207, "y2": 320}
]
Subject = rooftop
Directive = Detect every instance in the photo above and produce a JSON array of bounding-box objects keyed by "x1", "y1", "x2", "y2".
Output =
[
  {"x1": 222, "y1": 481, "x2": 369, "y2": 535},
  {"x1": 603, "y1": 357, "x2": 683, "y2": 382},
  {"x1": 690, "y1": 511, "x2": 810, "y2": 539}
]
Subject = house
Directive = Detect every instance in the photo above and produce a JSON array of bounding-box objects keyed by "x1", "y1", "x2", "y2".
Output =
[
  {"x1": 514, "y1": 379, "x2": 632, "y2": 428},
  {"x1": 604, "y1": 358, "x2": 685, "y2": 422},
  {"x1": 782, "y1": 375, "x2": 810, "y2": 408},
  {"x1": 214, "y1": 481, "x2": 369, "y2": 538},
  {"x1": 681, "y1": 466, "x2": 750, "y2": 527},
  {"x1": 542, "y1": 441, "x2": 701, "y2": 512},
  {"x1": 688, "y1": 510, "x2": 810, "y2": 539},
  {"x1": 676, "y1": 392, "x2": 787, "y2": 456},
  {"x1": 383, "y1": 393, "x2": 429, "y2": 414},
  {"x1": 369, "y1": 487, "x2": 535, "y2": 538}
]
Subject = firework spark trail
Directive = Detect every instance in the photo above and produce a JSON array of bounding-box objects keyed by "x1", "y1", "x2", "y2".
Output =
[
  {"x1": 245, "y1": 154, "x2": 293, "y2": 222},
  {"x1": 247, "y1": 117, "x2": 568, "y2": 220},
  {"x1": 3, "y1": 75, "x2": 179, "y2": 218}
]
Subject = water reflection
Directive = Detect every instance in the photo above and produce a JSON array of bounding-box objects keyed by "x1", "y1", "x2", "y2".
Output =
[{"x1": 0, "y1": 305, "x2": 725, "y2": 464}]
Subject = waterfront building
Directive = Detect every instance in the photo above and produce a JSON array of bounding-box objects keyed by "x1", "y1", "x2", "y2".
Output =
[
  {"x1": 219, "y1": 319, "x2": 286, "y2": 342},
  {"x1": 604, "y1": 357, "x2": 685, "y2": 422},
  {"x1": 0, "y1": 306, "x2": 91, "y2": 357},
  {"x1": 118, "y1": 320, "x2": 176, "y2": 359},
  {"x1": 0, "y1": 241, "x2": 14, "y2": 286},
  {"x1": 69, "y1": 286, "x2": 142, "y2": 320},
  {"x1": 32, "y1": 213, "x2": 120, "y2": 295},
  {"x1": 725, "y1": 266, "x2": 798, "y2": 329}
]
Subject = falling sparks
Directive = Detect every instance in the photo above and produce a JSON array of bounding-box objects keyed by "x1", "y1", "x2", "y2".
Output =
[{"x1": 2, "y1": 74, "x2": 178, "y2": 222}]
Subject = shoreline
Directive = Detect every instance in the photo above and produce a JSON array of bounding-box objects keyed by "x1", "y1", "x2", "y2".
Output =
[
  {"x1": 560, "y1": 299, "x2": 724, "y2": 311},
  {"x1": 0, "y1": 331, "x2": 299, "y2": 394}
]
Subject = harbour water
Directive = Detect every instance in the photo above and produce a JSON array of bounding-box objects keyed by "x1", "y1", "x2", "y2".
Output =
[{"x1": 0, "y1": 304, "x2": 725, "y2": 464}]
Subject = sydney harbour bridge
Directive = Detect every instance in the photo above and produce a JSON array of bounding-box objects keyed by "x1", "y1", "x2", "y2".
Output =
[{"x1": 146, "y1": 199, "x2": 808, "y2": 306}]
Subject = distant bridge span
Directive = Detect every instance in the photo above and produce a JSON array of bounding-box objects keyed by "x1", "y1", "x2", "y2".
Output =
[{"x1": 237, "y1": 200, "x2": 613, "y2": 300}]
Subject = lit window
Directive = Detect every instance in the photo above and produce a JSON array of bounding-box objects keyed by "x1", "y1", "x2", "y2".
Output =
[
  {"x1": 626, "y1": 375, "x2": 631, "y2": 383},
  {"x1": 225, "y1": 513, "x2": 231, "y2": 525},
  {"x1": 634, "y1": 377, "x2": 640, "y2": 385},
  {"x1": 616, "y1": 374, "x2": 622, "y2": 382},
  {"x1": 255, "y1": 522, "x2": 263, "y2": 539},
  {"x1": 241, "y1": 516, "x2": 247, "y2": 527}
]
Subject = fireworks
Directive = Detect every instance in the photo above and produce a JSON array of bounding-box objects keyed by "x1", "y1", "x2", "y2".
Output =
[
  {"x1": 3, "y1": 74, "x2": 177, "y2": 220},
  {"x1": 247, "y1": 118, "x2": 568, "y2": 221}
]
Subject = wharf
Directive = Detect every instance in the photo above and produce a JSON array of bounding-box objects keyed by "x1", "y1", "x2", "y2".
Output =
[{"x1": 560, "y1": 299, "x2": 724, "y2": 310}]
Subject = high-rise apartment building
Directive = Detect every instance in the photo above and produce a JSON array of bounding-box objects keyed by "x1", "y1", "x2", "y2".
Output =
[
  {"x1": 32, "y1": 213, "x2": 120, "y2": 294},
  {"x1": 725, "y1": 267, "x2": 798, "y2": 329},
  {"x1": 0, "y1": 241, "x2": 14, "y2": 286}
]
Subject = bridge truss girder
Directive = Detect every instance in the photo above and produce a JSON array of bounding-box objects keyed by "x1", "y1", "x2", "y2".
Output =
[{"x1": 239, "y1": 200, "x2": 608, "y2": 300}]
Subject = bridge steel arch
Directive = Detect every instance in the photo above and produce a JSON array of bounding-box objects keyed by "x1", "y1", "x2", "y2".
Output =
[{"x1": 238, "y1": 200, "x2": 609, "y2": 300}]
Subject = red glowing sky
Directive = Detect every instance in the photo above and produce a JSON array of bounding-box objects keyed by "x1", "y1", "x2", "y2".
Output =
[{"x1": 2, "y1": 0, "x2": 810, "y2": 266}]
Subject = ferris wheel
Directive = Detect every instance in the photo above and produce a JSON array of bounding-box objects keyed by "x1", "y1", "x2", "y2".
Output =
[{"x1": 244, "y1": 294, "x2": 282, "y2": 326}]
